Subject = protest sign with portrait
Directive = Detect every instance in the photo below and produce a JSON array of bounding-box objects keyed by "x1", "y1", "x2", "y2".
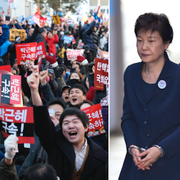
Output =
[{"x1": 9, "y1": 29, "x2": 26, "y2": 41}]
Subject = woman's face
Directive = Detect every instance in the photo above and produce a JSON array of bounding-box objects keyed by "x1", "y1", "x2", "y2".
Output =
[
  {"x1": 136, "y1": 30, "x2": 169, "y2": 64},
  {"x1": 70, "y1": 73, "x2": 80, "y2": 80},
  {"x1": 48, "y1": 32, "x2": 53, "y2": 38}
]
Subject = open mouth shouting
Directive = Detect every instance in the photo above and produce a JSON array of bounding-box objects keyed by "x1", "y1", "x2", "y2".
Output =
[
  {"x1": 72, "y1": 98, "x2": 77, "y2": 104},
  {"x1": 69, "y1": 131, "x2": 77, "y2": 138}
]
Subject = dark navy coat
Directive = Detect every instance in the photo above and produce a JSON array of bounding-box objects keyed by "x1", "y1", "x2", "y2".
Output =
[{"x1": 119, "y1": 54, "x2": 180, "y2": 180}]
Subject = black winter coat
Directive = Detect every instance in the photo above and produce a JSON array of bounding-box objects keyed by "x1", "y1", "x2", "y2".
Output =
[
  {"x1": 82, "y1": 21, "x2": 98, "y2": 52},
  {"x1": 33, "y1": 105, "x2": 107, "y2": 180}
]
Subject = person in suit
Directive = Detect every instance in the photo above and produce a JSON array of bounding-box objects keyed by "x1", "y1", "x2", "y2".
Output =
[{"x1": 119, "y1": 13, "x2": 180, "y2": 180}]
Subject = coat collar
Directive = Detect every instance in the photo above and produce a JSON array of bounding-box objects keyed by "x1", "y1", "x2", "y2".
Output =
[
  {"x1": 133, "y1": 53, "x2": 173, "y2": 107},
  {"x1": 81, "y1": 138, "x2": 107, "y2": 179}
]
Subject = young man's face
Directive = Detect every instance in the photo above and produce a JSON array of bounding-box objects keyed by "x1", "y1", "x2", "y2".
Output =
[
  {"x1": 62, "y1": 115, "x2": 88, "y2": 148},
  {"x1": 69, "y1": 88, "x2": 86, "y2": 106},
  {"x1": 62, "y1": 88, "x2": 69, "y2": 103}
]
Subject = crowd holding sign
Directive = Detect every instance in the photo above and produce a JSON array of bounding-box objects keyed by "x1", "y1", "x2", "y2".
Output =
[
  {"x1": 15, "y1": 42, "x2": 37, "y2": 64},
  {"x1": 66, "y1": 49, "x2": 84, "y2": 60},
  {"x1": 94, "y1": 58, "x2": 109, "y2": 91},
  {"x1": 0, "y1": 74, "x2": 21, "y2": 105},
  {"x1": 9, "y1": 29, "x2": 26, "y2": 41},
  {"x1": 81, "y1": 103, "x2": 106, "y2": 137},
  {"x1": 0, "y1": 106, "x2": 34, "y2": 144}
]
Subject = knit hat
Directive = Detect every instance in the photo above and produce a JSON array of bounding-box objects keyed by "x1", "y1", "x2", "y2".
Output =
[
  {"x1": 48, "y1": 69, "x2": 55, "y2": 79},
  {"x1": 64, "y1": 31, "x2": 70, "y2": 35},
  {"x1": 76, "y1": 56, "x2": 88, "y2": 65}
]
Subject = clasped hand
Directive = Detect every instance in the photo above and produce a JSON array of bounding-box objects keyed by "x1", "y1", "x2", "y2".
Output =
[{"x1": 131, "y1": 147, "x2": 161, "y2": 170}]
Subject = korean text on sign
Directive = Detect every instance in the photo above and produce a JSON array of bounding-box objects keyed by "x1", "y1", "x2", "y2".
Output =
[
  {"x1": 0, "y1": 106, "x2": 34, "y2": 144},
  {"x1": 36, "y1": 41, "x2": 46, "y2": 57},
  {"x1": 66, "y1": 49, "x2": 84, "y2": 60},
  {"x1": 81, "y1": 103, "x2": 106, "y2": 137},
  {"x1": 0, "y1": 74, "x2": 22, "y2": 105},
  {"x1": 94, "y1": 58, "x2": 109, "y2": 91},
  {"x1": 15, "y1": 42, "x2": 37, "y2": 65}
]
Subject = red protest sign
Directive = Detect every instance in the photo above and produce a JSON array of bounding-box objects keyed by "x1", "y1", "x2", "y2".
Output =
[
  {"x1": 94, "y1": 58, "x2": 109, "y2": 91},
  {"x1": 33, "y1": 12, "x2": 47, "y2": 27},
  {"x1": 0, "y1": 106, "x2": 35, "y2": 144},
  {"x1": 81, "y1": 103, "x2": 106, "y2": 137},
  {"x1": 0, "y1": 74, "x2": 22, "y2": 105},
  {"x1": 36, "y1": 41, "x2": 46, "y2": 58},
  {"x1": 66, "y1": 49, "x2": 84, "y2": 60},
  {"x1": 15, "y1": 42, "x2": 37, "y2": 65},
  {"x1": 0, "y1": 65, "x2": 11, "y2": 72}
]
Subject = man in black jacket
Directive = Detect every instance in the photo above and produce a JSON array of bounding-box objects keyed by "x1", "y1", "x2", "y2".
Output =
[{"x1": 27, "y1": 65, "x2": 107, "y2": 180}]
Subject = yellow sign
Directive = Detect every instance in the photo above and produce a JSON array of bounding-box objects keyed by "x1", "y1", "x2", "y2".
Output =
[
  {"x1": 52, "y1": 15, "x2": 61, "y2": 25},
  {"x1": 9, "y1": 29, "x2": 26, "y2": 41}
]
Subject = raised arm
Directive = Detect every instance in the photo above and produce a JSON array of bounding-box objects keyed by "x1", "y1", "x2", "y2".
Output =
[{"x1": 27, "y1": 65, "x2": 42, "y2": 106}]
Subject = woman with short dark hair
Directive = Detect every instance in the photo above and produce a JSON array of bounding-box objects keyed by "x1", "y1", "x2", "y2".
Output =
[{"x1": 119, "y1": 13, "x2": 180, "y2": 180}]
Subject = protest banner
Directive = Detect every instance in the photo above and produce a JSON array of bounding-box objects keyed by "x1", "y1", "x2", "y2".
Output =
[
  {"x1": 25, "y1": 15, "x2": 35, "y2": 25},
  {"x1": 52, "y1": 15, "x2": 61, "y2": 25},
  {"x1": 66, "y1": 49, "x2": 84, "y2": 60},
  {"x1": 15, "y1": 42, "x2": 37, "y2": 65},
  {"x1": 33, "y1": 12, "x2": 47, "y2": 27},
  {"x1": 43, "y1": 15, "x2": 52, "y2": 27},
  {"x1": 16, "y1": 15, "x2": 24, "y2": 23},
  {"x1": 9, "y1": 29, "x2": 26, "y2": 41},
  {"x1": 63, "y1": 35, "x2": 74, "y2": 45},
  {"x1": 66, "y1": 18, "x2": 72, "y2": 26},
  {"x1": 0, "y1": 65, "x2": 11, "y2": 72},
  {"x1": 36, "y1": 41, "x2": 46, "y2": 57},
  {"x1": 94, "y1": 58, "x2": 109, "y2": 91},
  {"x1": 0, "y1": 74, "x2": 21, "y2": 105},
  {"x1": 81, "y1": 103, "x2": 106, "y2": 137},
  {"x1": 0, "y1": 106, "x2": 35, "y2": 144}
]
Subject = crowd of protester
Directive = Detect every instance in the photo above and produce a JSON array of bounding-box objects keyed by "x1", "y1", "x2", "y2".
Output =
[{"x1": 0, "y1": 11, "x2": 108, "y2": 180}]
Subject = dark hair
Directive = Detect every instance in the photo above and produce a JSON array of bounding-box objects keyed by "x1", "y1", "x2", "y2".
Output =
[
  {"x1": 69, "y1": 84, "x2": 87, "y2": 96},
  {"x1": 135, "y1": 13, "x2": 173, "y2": 44},
  {"x1": 48, "y1": 98, "x2": 67, "y2": 110},
  {"x1": 59, "y1": 107, "x2": 89, "y2": 129},
  {"x1": 24, "y1": 163, "x2": 57, "y2": 180},
  {"x1": 77, "y1": 100, "x2": 94, "y2": 109}
]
